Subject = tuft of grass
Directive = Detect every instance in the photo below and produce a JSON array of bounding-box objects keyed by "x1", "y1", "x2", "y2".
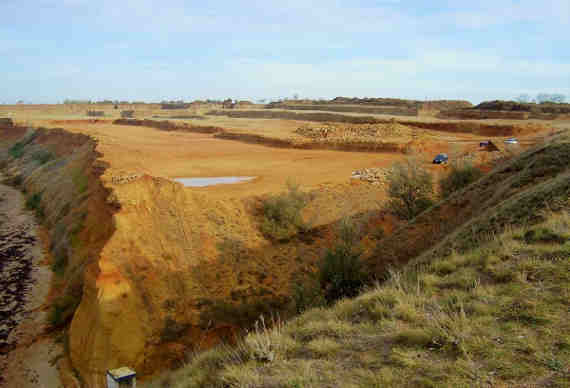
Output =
[
  {"x1": 72, "y1": 168, "x2": 89, "y2": 194},
  {"x1": 306, "y1": 337, "x2": 342, "y2": 357}
]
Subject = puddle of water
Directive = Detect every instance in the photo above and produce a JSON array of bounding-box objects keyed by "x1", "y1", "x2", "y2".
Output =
[{"x1": 174, "y1": 176, "x2": 256, "y2": 187}]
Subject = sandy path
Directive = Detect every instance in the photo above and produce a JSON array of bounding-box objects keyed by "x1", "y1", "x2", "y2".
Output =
[{"x1": 0, "y1": 175, "x2": 62, "y2": 388}]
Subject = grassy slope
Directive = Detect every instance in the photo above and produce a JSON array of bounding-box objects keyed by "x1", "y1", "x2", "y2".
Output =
[
  {"x1": 368, "y1": 131, "x2": 570, "y2": 277},
  {"x1": 144, "y1": 133, "x2": 570, "y2": 388}
]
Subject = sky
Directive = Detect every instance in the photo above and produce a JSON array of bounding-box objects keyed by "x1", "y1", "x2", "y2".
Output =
[{"x1": 1, "y1": 0, "x2": 569, "y2": 104}]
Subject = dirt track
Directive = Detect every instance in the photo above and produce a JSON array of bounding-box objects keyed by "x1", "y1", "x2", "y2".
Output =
[{"x1": 0, "y1": 176, "x2": 62, "y2": 388}]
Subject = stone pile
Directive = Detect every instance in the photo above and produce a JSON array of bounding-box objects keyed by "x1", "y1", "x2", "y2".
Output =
[
  {"x1": 351, "y1": 167, "x2": 393, "y2": 185},
  {"x1": 110, "y1": 174, "x2": 141, "y2": 185},
  {"x1": 295, "y1": 125, "x2": 336, "y2": 138},
  {"x1": 295, "y1": 122, "x2": 410, "y2": 140}
]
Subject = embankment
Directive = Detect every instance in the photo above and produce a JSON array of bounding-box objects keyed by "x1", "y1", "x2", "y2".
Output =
[
  {"x1": 367, "y1": 133, "x2": 570, "y2": 276},
  {"x1": 112, "y1": 118, "x2": 222, "y2": 133},
  {"x1": 206, "y1": 109, "x2": 388, "y2": 124},
  {"x1": 206, "y1": 110, "x2": 540, "y2": 137},
  {"x1": 438, "y1": 109, "x2": 570, "y2": 120},
  {"x1": 265, "y1": 104, "x2": 418, "y2": 116},
  {"x1": 213, "y1": 132, "x2": 406, "y2": 153},
  {"x1": 0, "y1": 125, "x2": 116, "y2": 386}
]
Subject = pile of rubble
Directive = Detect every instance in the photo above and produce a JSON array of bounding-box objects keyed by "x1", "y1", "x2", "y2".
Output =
[
  {"x1": 351, "y1": 167, "x2": 393, "y2": 185},
  {"x1": 295, "y1": 122, "x2": 411, "y2": 140},
  {"x1": 110, "y1": 174, "x2": 141, "y2": 185},
  {"x1": 295, "y1": 125, "x2": 337, "y2": 138}
]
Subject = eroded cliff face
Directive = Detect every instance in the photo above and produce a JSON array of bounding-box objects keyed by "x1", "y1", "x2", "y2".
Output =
[
  {"x1": 70, "y1": 175, "x2": 306, "y2": 386},
  {"x1": 0, "y1": 126, "x2": 116, "y2": 386},
  {"x1": 1, "y1": 126, "x2": 321, "y2": 387}
]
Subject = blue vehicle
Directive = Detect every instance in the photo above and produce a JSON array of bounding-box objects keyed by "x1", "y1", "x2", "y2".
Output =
[{"x1": 433, "y1": 153, "x2": 448, "y2": 164}]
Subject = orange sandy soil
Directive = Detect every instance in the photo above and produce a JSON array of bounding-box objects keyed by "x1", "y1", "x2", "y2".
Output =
[{"x1": 34, "y1": 119, "x2": 405, "y2": 198}]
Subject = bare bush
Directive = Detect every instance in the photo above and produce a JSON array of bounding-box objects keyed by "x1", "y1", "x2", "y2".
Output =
[{"x1": 386, "y1": 157, "x2": 434, "y2": 220}]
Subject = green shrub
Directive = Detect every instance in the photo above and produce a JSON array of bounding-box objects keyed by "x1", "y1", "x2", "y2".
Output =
[
  {"x1": 319, "y1": 245, "x2": 366, "y2": 304},
  {"x1": 72, "y1": 169, "x2": 89, "y2": 194},
  {"x1": 32, "y1": 150, "x2": 54, "y2": 165},
  {"x1": 25, "y1": 192, "x2": 44, "y2": 219},
  {"x1": 9, "y1": 143, "x2": 25, "y2": 158},
  {"x1": 48, "y1": 294, "x2": 81, "y2": 328},
  {"x1": 8, "y1": 130, "x2": 38, "y2": 159},
  {"x1": 291, "y1": 276, "x2": 325, "y2": 314},
  {"x1": 439, "y1": 160, "x2": 483, "y2": 198},
  {"x1": 517, "y1": 227, "x2": 568, "y2": 245},
  {"x1": 160, "y1": 317, "x2": 190, "y2": 343},
  {"x1": 319, "y1": 217, "x2": 368, "y2": 304},
  {"x1": 387, "y1": 157, "x2": 434, "y2": 220},
  {"x1": 51, "y1": 250, "x2": 68, "y2": 276},
  {"x1": 261, "y1": 181, "x2": 309, "y2": 241}
]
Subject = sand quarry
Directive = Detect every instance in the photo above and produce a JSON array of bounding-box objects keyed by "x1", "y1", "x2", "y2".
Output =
[{"x1": 0, "y1": 102, "x2": 562, "y2": 386}]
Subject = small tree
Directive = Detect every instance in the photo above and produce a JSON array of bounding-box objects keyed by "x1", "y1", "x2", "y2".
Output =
[
  {"x1": 439, "y1": 159, "x2": 483, "y2": 198},
  {"x1": 386, "y1": 157, "x2": 434, "y2": 220},
  {"x1": 319, "y1": 218, "x2": 367, "y2": 304},
  {"x1": 261, "y1": 180, "x2": 309, "y2": 241}
]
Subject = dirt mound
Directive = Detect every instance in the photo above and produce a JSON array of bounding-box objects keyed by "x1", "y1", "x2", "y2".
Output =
[
  {"x1": 214, "y1": 131, "x2": 406, "y2": 153},
  {"x1": 113, "y1": 118, "x2": 222, "y2": 134},
  {"x1": 476, "y1": 100, "x2": 570, "y2": 114},
  {"x1": 440, "y1": 100, "x2": 570, "y2": 120},
  {"x1": 327, "y1": 97, "x2": 473, "y2": 110},
  {"x1": 267, "y1": 98, "x2": 472, "y2": 113},
  {"x1": 207, "y1": 110, "x2": 541, "y2": 137},
  {"x1": 438, "y1": 109, "x2": 530, "y2": 120},
  {"x1": 400, "y1": 120, "x2": 542, "y2": 137},
  {"x1": 267, "y1": 104, "x2": 418, "y2": 116},
  {"x1": 207, "y1": 109, "x2": 391, "y2": 124},
  {"x1": 49, "y1": 119, "x2": 108, "y2": 126}
]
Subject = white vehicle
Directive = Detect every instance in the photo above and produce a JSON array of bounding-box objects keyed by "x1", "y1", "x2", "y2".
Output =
[{"x1": 504, "y1": 138, "x2": 518, "y2": 144}]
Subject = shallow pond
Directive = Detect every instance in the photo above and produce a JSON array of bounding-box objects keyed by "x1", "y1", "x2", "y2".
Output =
[{"x1": 174, "y1": 176, "x2": 256, "y2": 187}]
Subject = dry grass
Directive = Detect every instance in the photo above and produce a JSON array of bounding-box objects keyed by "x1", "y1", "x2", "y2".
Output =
[{"x1": 143, "y1": 209, "x2": 570, "y2": 387}]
